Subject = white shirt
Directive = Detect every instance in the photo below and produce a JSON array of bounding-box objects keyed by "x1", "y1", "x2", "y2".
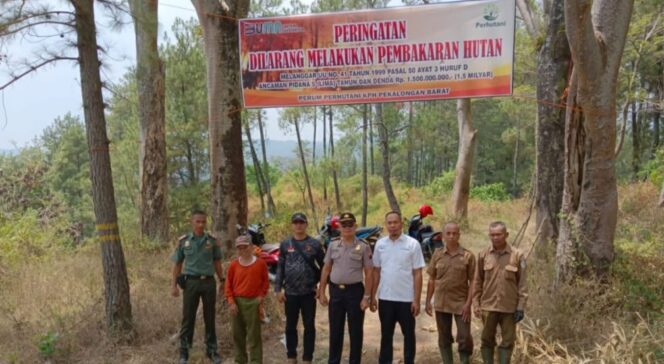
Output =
[{"x1": 372, "y1": 234, "x2": 425, "y2": 302}]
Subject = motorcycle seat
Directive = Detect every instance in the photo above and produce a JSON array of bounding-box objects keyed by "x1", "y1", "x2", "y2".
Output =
[
  {"x1": 260, "y1": 243, "x2": 280, "y2": 253},
  {"x1": 356, "y1": 225, "x2": 382, "y2": 238}
]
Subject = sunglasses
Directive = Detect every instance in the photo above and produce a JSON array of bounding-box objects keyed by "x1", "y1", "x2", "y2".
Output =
[
  {"x1": 340, "y1": 222, "x2": 355, "y2": 228},
  {"x1": 236, "y1": 245, "x2": 249, "y2": 250}
]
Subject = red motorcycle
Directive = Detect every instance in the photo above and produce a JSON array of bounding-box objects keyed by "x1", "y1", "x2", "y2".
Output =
[{"x1": 407, "y1": 204, "x2": 443, "y2": 260}]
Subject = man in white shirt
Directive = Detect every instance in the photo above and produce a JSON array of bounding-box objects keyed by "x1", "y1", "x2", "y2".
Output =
[{"x1": 370, "y1": 211, "x2": 426, "y2": 364}]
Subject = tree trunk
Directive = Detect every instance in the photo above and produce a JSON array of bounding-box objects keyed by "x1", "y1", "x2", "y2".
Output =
[
  {"x1": 376, "y1": 104, "x2": 400, "y2": 213},
  {"x1": 653, "y1": 111, "x2": 660, "y2": 154},
  {"x1": 245, "y1": 123, "x2": 265, "y2": 216},
  {"x1": 370, "y1": 107, "x2": 375, "y2": 175},
  {"x1": 192, "y1": 0, "x2": 250, "y2": 251},
  {"x1": 313, "y1": 107, "x2": 317, "y2": 165},
  {"x1": 329, "y1": 107, "x2": 341, "y2": 211},
  {"x1": 129, "y1": 0, "x2": 168, "y2": 244},
  {"x1": 530, "y1": 0, "x2": 570, "y2": 245},
  {"x1": 406, "y1": 102, "x2": 414, "y2": 184},
  {"x1": 294, "y1": 117, "x2": 317, "y2": 223},
  {"x1": 361, "y1": 104, "x2": 369, "y2": 226},
  {"x1": 451, "y1": 98, "x2": 476, "y2": 220},
  {"x1": 557, "y1": 0, "x2": 634, "y2": 282},
  {"x1": 516, "y1": 0, "x2": 540, "y2": 37},
  {"x1": 257, "y1": 111, "x2": 276, "y2": 216},
  {"x1": 71, "y1": 0, "x2": 132, "y2": 334},
  {"x1": 322, "y1": 106, "x2": 328, "y2": 203},
  {"x1": 631, "y1": 102, "x2": 640, "y2": 181},
  {"x1": 185, "y1": 141, "x2": 197, "y2": 186},
  {"x1": 512, "y1": 122, "x2": 520, "y2": 196}
]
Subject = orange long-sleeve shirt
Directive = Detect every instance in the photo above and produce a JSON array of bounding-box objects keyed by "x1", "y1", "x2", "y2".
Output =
[{"x1": 224, "y1": 257, "x2": 269, "y2": 305}]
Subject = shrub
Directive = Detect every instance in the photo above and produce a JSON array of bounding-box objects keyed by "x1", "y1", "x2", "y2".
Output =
[
  {"x1": 470, "y1": 182, "x2": 510, "y2": 201},
  {"x1": 36, "y1": 331, "x2": 59, "y2": 358},
  {"x1": 425, "y1": 170, "x2": 455, "y2": 196},
  {"x1": 640, "y1": 148, "x2": 664, "y2": 187}
]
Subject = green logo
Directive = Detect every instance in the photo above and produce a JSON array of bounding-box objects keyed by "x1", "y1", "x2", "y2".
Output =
[{"x1": 483, "y1": 4, "x2": 499, "y2": 21}]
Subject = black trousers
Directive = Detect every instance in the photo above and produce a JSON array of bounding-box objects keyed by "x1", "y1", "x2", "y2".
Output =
[
  {"x1": 180, "y1": 278, "x2": 217, "y2": 353},
  {"x1": 285, "y1": 292, "x2": 317, "y2": 361},
  {"x1": 328, "y1": 283, "x2": 365, "y2": 364},
  {"x1": 378, "y1": 299, "x2": 416, "y2": 364}
]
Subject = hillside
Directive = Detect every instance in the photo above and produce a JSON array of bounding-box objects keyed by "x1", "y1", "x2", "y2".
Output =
[{"x1": 1, "y1": 179, "x2": 662, "y2": 363}]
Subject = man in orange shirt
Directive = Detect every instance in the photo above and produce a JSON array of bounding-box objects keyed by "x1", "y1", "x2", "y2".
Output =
[{"x1": 225, "y1": 235, "x2": 270, "y2": 364}]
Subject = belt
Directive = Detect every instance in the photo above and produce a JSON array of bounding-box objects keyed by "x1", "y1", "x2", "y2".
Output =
[
  {"x1": 185, "y1": 275, "x2": 213, "y2": 280},
  {"x1": 330, "y1": 282, "x2": 362, "y2": 289}
]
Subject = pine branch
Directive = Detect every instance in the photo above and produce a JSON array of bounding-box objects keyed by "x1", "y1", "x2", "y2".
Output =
[{"x1": 0, "y1": 55, "x2": 78, "y2": 91}]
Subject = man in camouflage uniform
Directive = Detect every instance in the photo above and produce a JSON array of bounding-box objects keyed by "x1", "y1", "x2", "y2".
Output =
[
  {"x1": 473, "y1": 221, "x2": 528, "y2": 364},
  {"x1": 171, "y1": 210, "x2": 224, "y2": 364}
]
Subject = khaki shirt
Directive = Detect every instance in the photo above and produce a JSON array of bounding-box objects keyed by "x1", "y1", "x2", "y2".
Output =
[
  {"x1": 324, "y1": 238, "x2": 373, "y2": 285},
  {"x1": 427, "y1": 245, "x2": 475, "y2": 314},
  {"x1": 472, "y1": 244, "x2": 528, "y2": 313}
]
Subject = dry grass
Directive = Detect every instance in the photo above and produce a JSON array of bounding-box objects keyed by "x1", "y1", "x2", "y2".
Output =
[
  {"x1": 0, "y1": 246, "x2": 285, "y2": 364},
  {"x1": 1, "y1": 180, "x2": 663, "y2": 363}
]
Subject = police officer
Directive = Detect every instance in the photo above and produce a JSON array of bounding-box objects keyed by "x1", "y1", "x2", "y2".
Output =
[
  {"x1": 171, "y1": 210, "x2": 224, "y2": 364},
  {"x1": 274, "y1": 212, "x2": 325, "y2": 364},
  {"x1": 425, "y1": 222, "x2": 475, "y2": 364},
  {"x1": 318, "y1": 212, "x2": 374, "y2": 364},
  {"x1": 473, "y1": 221, "x2": 528, "y2": 364}
]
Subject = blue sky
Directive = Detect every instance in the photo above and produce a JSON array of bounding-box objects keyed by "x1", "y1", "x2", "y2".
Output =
[{"x1": 0, "y1": 0, "x2": 306, "y2": 150}]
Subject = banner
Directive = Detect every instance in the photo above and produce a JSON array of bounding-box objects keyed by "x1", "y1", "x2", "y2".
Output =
[{"x1": 239, "y1": 0, "x2": 515, "y2": 108}]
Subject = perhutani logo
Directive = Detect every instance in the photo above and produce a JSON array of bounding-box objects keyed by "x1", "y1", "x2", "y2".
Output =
[
  {"x1": 244, "y1": 21, "x2": 304, "y2": 36},
  {"x1": 483, "y1": 4, "x2": 499, "y2": 21},
  {"x1": 476, "y1": 4, "x2": 506, "y2": 28}
]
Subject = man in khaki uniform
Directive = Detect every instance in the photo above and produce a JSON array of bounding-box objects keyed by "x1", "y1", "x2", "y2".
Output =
[
  {"x1": 425, "y1": 222, "x2": 475, "y2": 364},
  {"x1": 473, "y1": 221, "x2": 528, "y2": 364},
  {"x1": 318, "y1": 212, "x2": 373, "y2": 364}
]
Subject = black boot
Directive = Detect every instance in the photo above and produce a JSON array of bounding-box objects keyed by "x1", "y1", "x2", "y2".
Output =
[
  {"x1": 481, "y1": 347, "x2": 494, "y2": 364},
  {"x1": 440, "y1": 346, "x2": 453, "y2": 364},
  {"x1": 179, "y1": 349, "x2": 189, "y2": 364},
  {"x1": 207, "y1": 351, "x2": 222, "y2": 364},
  {"x1": 498, "y1": 347, "x2": 513, "y2": 364}
]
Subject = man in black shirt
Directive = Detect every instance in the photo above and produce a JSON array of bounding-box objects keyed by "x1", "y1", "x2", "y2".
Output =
[{"x1": 275, "y1": 212, "x2": 325, "y2": 364}]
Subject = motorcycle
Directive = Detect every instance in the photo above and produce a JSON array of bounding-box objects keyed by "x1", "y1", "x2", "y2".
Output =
[
  {"x1": 237, "y1": 223, "x2": 279, "y2": 281},
  {"x1": 318, "y1": 214, "x2": 382, "y2": 251},
  {"x1": 407, "y1": 204, "x2": 444, "y2": 260}
]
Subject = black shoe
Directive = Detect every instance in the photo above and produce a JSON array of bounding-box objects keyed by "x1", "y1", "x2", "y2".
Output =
[
  {"x1": 179, "y1": 349, "x2": 188, "y2": 364},
  {"x1": 207, "y1": 351, "x2": 222, "y2": 364}
]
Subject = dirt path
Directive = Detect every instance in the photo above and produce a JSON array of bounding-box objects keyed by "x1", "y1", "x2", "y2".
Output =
[
  {"x1": 222, "y1": 275, "x2": 485, "y2": 364},
  {"x1": 246, "y1": 301, "x2": 438, "y2": 364}
]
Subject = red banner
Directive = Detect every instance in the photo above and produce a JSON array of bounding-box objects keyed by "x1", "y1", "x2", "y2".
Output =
[{"x1": 239, "y1": 0, "x2": 515, "y2": 108}]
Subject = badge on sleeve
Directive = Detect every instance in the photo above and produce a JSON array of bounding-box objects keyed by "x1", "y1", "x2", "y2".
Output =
[{"x1": 184, "y1": 240, "x2": 191, "y2": 248}]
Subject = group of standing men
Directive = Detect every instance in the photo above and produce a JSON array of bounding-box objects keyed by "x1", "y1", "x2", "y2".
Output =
[{"x1": 171, "y1": 209, "x2": 528, "y2": 364}]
